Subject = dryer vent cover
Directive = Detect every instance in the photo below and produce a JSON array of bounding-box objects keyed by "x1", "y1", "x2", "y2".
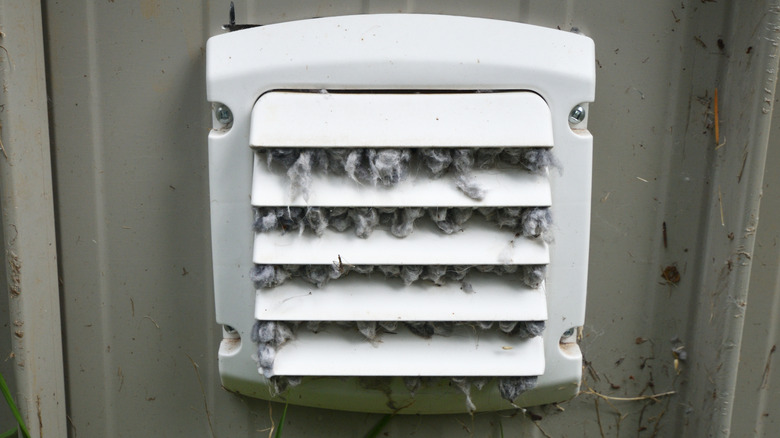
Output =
[{"x1": 206, "y1": 14, "x2": 594, "y2": 414}]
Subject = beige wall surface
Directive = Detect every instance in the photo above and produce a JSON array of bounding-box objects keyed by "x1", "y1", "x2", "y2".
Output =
[{"x1": 26, "y1": 0, "x2": 780, "y2": 436}]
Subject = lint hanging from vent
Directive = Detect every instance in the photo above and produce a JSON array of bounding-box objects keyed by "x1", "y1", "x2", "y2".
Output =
[{"x1": 206, "y1": 14, "x2": 594, "y2": 414}]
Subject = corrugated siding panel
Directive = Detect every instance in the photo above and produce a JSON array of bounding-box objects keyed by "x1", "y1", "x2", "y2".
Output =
[{"x1": 40, "y1": 0, "x2": 780, "y2": 436}]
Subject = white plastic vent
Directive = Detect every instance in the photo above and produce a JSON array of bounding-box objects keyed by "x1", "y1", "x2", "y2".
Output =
[{"x1": 207, "y1": 14, "x2": 594, "y2": 414}]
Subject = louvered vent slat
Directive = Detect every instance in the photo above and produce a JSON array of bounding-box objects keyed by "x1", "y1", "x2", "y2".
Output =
[
  {"x1": 254, "y1": 275, "x2": 548, "y2": 321},
  {"x1": 272, "y1": 327, "x2": 545, "y2": 377},
  {"x1": 253, "y1": 220, "x2": 549, "y2": 265},
  {"x1": 250, "y1": 92, "x2": 553, "y2": 148}
]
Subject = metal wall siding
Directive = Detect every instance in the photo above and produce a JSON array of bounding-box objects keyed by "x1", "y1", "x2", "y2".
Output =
[{"x1": 34, "y1": 0, "x2": 780, "y2": 436}]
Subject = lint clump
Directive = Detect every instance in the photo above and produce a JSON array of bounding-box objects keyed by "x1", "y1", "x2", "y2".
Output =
[
  {"x1": 251, "y1": 264, "x2": 547, "y2": 290},
  {"x1": 400, "y1": 376, "x2": 536, "y2": 411},
  {"x1": 273, "y1": 320, "x2": 546, "y2": 343},
  {"x1": 253, "y1": 206, "x2": 553, "y2": 240},
  {"x1": 451, "y1": 377, "x2": 480, "y2": 413},
  {"x1": 269, "y1": 376, "x2": 302, "y2": 396},
  {"x1": 251, "y1": 320, "x2": 296, "y2": 378},
  {"x1": 259, "y1": 147, "x2": 559, "y2": 200},
  {"x1": 266, "y1": 149, "x2": 329, "y2": 201},
  {"x1": 498, "y1": 376, "x2": 538, "y2": 404},
  {"x1": 251, "y1": 264, "x2": 343, "y2": 289}
]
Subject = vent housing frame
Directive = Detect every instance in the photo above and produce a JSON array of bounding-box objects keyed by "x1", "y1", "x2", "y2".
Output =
[{"x1": 206, "y1": 13, "x2": 595, "y2": 413}]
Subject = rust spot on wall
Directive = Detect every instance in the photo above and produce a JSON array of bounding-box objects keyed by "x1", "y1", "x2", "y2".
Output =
[
  {"x1": 36, "y1": 395, "x2": 42, "y2": 434},
  {"x1": 662, "y1": 265, "x2": 681, "y2": 284},
  {"x1": 140, "y1": 0, "x2": 161, "y2": 19},
  {"x1": 8, "y1": 250, "x2": 21, "y2": 296}
]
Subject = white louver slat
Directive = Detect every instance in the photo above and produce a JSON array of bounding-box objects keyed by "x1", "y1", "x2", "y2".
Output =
[
  {"x1": 254, "y1": 275, "x2": 547, "y2": 321},
  {"x1": 252, "y1": 221, "x2": 549, "y2": 265},
  {"x1": 273, "y1": 328, "x2": 546, "y2": 377},
  {"x1": 249, "y1": 91, "x2": 554, "y2": 148}
]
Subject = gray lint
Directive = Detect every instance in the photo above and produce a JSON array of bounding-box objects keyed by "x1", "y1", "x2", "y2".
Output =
[
  {"x1": 432, "y1": 321, "x2": 454, "y2": 336},
  {"x1": 256, "y1": 147, "x2": 557, "y2": 401},
  {"x1": 250, "y1": 264, "x2": 291, "y2": 289},
  {"x1": 420, "y1": 265, "x2": 448, "y2": 285},
  {"x1": 324, "y1": 149, "x2": 350, "y2": 175},
  {"x1": 251, "y1": 320, "x2": 296, "y2": 378},
  {"x1": 378, "y1": 321, "x2": 398, "y2": 332},
  {"x1": 475, "y1": 148, "x2": 502, "y2": 168},
  {"x1": 455, "y1": 175, "x2": 486, "y2": 200},
  {"x1": 514, "y1": 320, "x2": 546, "y2": 338},
  {"x1": 267, "y1": 375, "x2": 539, "y2": 409},
  {"x1": 390, "y1": 207, "x2": 426, "y2": 237},
  {"x1": 499, "y1": 321, "x2": 518, "y2": 334},
  {"x1": 262, "y1": 372, "x2": 539, "y2": 410},
  {"x1": 448, "y1": 376, "x2": 489, "y2": 413},
  {"x1": 498, "y1": 376, "x2": 539, "y2": 403},
  {"x1": 420, "y1": 148, "x2": 453, "y2": 177},
  {"x1": 304, "y1": 207, "x2": 329, "y2": 236},
  {"x1": 328, "y1": 207, "x2": 352, "y2": 232},
  {"x1": 405, "y1": 321, "x2": 435, "y2": 338},
  {"x1": 400, "y1": 265, "x2": 423, "y2": 285},
  {"x1": 452, "y1": 149, "x2": 475, "y2": 174},
  {"x1": 520, "y1": 207, "x2": 554, "y2": 241},
  {"x1": 251, "y1": 264, "x2": 547, "y2": 290},
  {"x1": 269, "y1": 376, "x2": 302, "y2": 396},
  {"x1": 497, "y1": 321, "x2": 547, "y2": 339},
  {"x1": 287, "y1": 150, "x2": 313, "y2": 200},
  {"x1": 266, "y1": 148, "x2": 300, "y2": 168},
  {"x1": 260, "y1": 147, "x2": 558, "y2": 199},
  {"x1": 472, "y1": 377, "x2": 488, "y2": 391},
  {"x1": 301, "y1": 265, "x2": 335, "y2": 288},
  {"x1": 451, "y1": 377, "x2": 476, "y2": 413},
  {"x1": 498, "y1": 148, "x2": 560, "y2": 172},
  {"x1": 257, "y1": 344, "x2": 276, "y2": 378},
  {"x1": 377, "y1": 265, "x2": 401, "y2": 277},
  {"x1": 357, "y1": 321, "x2": 378, "y2": 343},
  {"x1": 344, "y1": 149, "x2": 374, "y2": 184},
  {"x1": 447, "y1": 265, "x2": 471, "y2": 281},
  {"x1": 348, "y1": 207, "x2": 380, "y2": 238},
  {"x1": 519, "y1": 265, "x2": 546, "y2": 288},
  {"x1": 343, "y1": 149, "x2": 411, "y2": 186},
  {"x1": 373, "y1": 149, "x2": 412, "y2": 185},
  {"x1": 253, "y1": 206, "x2": 552, "y2": 240},
  {"x1": 403, "y1": 376, "x2": 421, "y2": 397}
]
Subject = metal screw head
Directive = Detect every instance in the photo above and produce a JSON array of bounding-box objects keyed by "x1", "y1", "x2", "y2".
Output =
[
  {"x1": 568, "y1": 105, "x2": 586, "y2": 124},
  {"x1": 224, "y1": 325, "x2": 237, "y2": 334},
  {"x1": 562, "y1": 328, "x2": 575, "y2": 338},
  {"x1": 215, "y1": 104, "x2": 233, "y2": 126}
]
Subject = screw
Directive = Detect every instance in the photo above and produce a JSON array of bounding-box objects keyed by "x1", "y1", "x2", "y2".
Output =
[
  {"x1": 568, "y1": 105, "x2": 586, "y2": 124},
  {"x1": 224, "y1": 325, "x2": 237, "y2": 334},
  {"x1": 562, "y1": 328, "x2": 575, "y2": 338},
  {"x1": 215, "y1": 104, "x2": 233, "y2": 126}
]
